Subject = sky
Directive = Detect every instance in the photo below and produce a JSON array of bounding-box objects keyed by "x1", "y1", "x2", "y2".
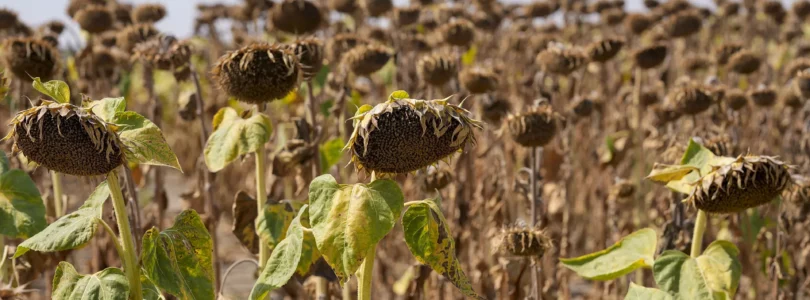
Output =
[{"x1": 3, "y1": 0, "x2": 793, "y2": 40}]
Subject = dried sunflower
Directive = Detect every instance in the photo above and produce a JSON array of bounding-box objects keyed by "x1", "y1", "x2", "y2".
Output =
[
  {"x1": 688, "y1": 155, "x2": 792, "y2": 213},
  {"x1": 347, "y1": 92, "x2": 482, "y2": 174},
  {"x1": 5, "y1": 101, "x2": 125, "y2": 176},
  {"x1": 212, "y1": 43, "x2": 301, "y2": 104}
]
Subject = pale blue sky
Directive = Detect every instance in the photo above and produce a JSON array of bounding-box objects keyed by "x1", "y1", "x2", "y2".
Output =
[{"x1": 3, "y1": 0, "x2": 787, "y2": 40}]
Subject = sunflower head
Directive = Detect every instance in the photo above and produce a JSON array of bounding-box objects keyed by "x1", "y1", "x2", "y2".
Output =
[
  {"x1": 688, "y1": 155, "x2": 792, "y2": 213},
  {"x1": 347, "y1": 91, "x2": 482, "y2": 174},
  {"x1": 6, "y1": 101, "x2": 125, "y2": 176}
]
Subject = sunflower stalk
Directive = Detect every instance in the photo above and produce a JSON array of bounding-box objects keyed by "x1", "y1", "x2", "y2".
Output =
[
  {"x1": 51, "y1": 171, "x2": 63, "y2": 218},
  {"x1": 108, "y1": 170, "x2": 143, "y2": 300},
  {"x1": 690, "y1": 210, "x2": 708, "y2": 258}
]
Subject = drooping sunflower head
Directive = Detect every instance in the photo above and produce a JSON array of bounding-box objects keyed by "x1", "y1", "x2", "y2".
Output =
[
  {"x1": 270, "y1": 0, "x2": 324, "y2": 35},
  {"x1": 506, "y1": 104, "x2": 560, "y2": 148},
  {"x1": 439, "y1": 19, "x2": 476, "y2": 47},
  {"x1": 688, "y1": 155, "x2": 792, "y2": 214},
  {"x1": 342, "y1": 43, "x2": 394, "y2": 76},
  {"x1": 417, "y1": 52, "x2": 457, "y2": 87},
  {"x1": 212, "y1": 43, "x2": 301, "y2": 104},
  {"x1": 347, "y1": 91, "x2": 483, "y2": 174},
  {"x1": 632, "y1": 44, "x2": 667, "y2": 69},
  {"x1": 536, "y1": 44, "x2": 588, "y2": 75},
  {"x1": 459, "y1": 67, "x2": 498, "y2": 94},
  {"x1": 495, "y1": 226, "x2": 553, "y2": 258},
  {"x1": 6, "y1": 101, "x2": 125, "y2": 176},
  {"x1": 117, "y1": 24, "x2": 160, "y2": 53},
  {"x1": 132, "y1": 3, "x2": 167, "y2": 24},
  {"x1": 74, "y1": 5, "x2": 114, "y2": 34},
  {"x1": 587, "y1": 37, "x2": 624, "y2": 63},
  {"x1": 2, "y1": 37, "x2": 61, "y2": 81}
]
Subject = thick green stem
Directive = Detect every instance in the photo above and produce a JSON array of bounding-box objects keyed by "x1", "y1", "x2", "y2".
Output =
[
  {"x1": 51, "y1": 171, "x2": 63, "y2": 218},
  {"x1": 108, "y1": 170, "x2": 143, "y2": 300},
  {"x1": 256, "y1": 144, "x2": 270, "y2": 269},
  {"x1": 691, "y1": 210, "x2": 708, "y2": 258},
  {"x1": 357, "y1": 246, "x2": 376, "y2": 300}
]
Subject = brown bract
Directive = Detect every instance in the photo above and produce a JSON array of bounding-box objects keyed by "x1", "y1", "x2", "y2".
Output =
[
  {"x1": 6, "y1": 101, "x2": 125, "y2": 176},
  {"x1": 212, "y1": 43, "x2": 301, "y2": 104},
  {"x1": 348, "y1": 96, "x2": 482, "y2": 174},
  {"x1": 688, "y1": 156, "x2": 792, "y2": 214},
  {"x1": 270, "y1": 0, "x2": 323, "y2": 35},
  {"x1": 2, "y1": 37, "x2": 61, "y2": 81},
  {"x1": 132, "y1": 3, "x2": 167, "y2": 24},
  {"x1": 292, "y1": 38, "x2": 324, "y2": 81},
  {"x1": 417, "y1": 53, "x2": 457, "y2": 86}
]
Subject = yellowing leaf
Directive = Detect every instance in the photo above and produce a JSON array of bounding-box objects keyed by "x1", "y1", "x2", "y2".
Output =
[
  {"x1": 647, "y1": 164, "x2": 700, "y2": 183},
  {"x1": 653, "y1": 241, "x2": 741, "y2": 300},
  {"x1": 625, "y1": 283, "x2": 673, "y2": 300},
  {"x1": 461, "y1": 46, "x2": 477, "y2": 66},
  {"x1": 14, "y1": 181, "x2": 109, "y2": 257},
  {"x1": 308, "y1": 175, "x2": 404, "y2": 284},
  {"x1": 32, "y1": 78, "x2": 70, "y2": 104},
  {"x1": 204, "y1": 107, "x2": 272, "y2": 172},
  {"x1": 112, "y1": 112, "x2": 182, "y2": 171},
  {"x1": 53, "y1": 262, "x2": 129, "y2": 300},
  {"x1": 141, "y1": 210, "x2": 215, "y2": 300},
  {"x1": 89, "y1": 97, "x2": 127, "y2": 123},
  {"x1": 561, "y1": 228, "x2": 657, "y2": 280},
  {"x1": 250, "y1": 206, "x2": 309, "y2": 300},
  {"x1": 402, "y1": 199, "x2": 485, "y2": 299}
]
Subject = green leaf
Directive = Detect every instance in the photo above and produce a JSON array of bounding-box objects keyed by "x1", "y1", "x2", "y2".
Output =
[
  {"x1": 204, "y1": 107, "x2": 272, "y2": 172},
  {"x1": 695, "y1": 241, "x2": 741, "y2": 299},
  {"x1": 112, "y1": 111, "x2": 182, "y2": 171},
  {"x1": 308, "y1": 174, "x2": 404, "y2": 283},
  {"x1": 256, "y1": 201, "x2": 296, "y2": 250},
  {"x1": 319, "y1": 99, "x2": 334, "y2": 117},
  {"x1": 14, "y1": 181, "x2": 109, "y2": 257},
  {"x1": 0, "y1": 151, "x2": 10, "y2": 174},
  {"x1": 296, "y1": 228, "x2": 321, "y2": 276},
  {"x1": 389, "y1": 90, "x2": 410, "y2": 100},
  {"x1": 0, "y1": 169, "x2": 46, "y2": 239},
  {"x1": 646, "y1": 164, "x2": 700, "y2": 183},
  {"x1": 141, "y1": 209, "x2": 215, "y2": 300},
  {"x1": 402, "y1": 200, "x2": 484, "y2": 299},
  {"x1": 659, "y1": 139, "x2": 737, "y2": 194},
  {"x1": 319, "y1": 138, "x2": 345, "y2": 173},
  {"x1": 653, "y1": 242, "x2": 740, "y2": 300},
  {"x1": 89, "y1": 97, "x2": 127, "y2": 123},
  {"x1": 249, "y1": 205, "x2": 309, "y2": 300},
  {"x1": 625, "y1": 282, "x2": 674, "y2": 300},
  {"x1": 141, "y1": 275, "x2": 166, "y2": 300},
  {"x1": 52, "y1": 261, "x2": 129, "y2": 300},
  {"x1": 32, "y1": 78, "x2": 70, "y2": 104},
  {"x1": 560, "y1": 228, "x2": 657, "y2": 280}
]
